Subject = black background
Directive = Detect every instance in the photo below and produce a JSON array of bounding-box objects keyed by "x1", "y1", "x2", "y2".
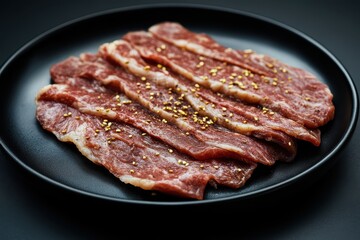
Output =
[{"x1": 1, "y1": 0, "x2": 359, "y2": 239}]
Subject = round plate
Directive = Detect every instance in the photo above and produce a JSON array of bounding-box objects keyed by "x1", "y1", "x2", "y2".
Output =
[{"x1": 0, "y1": 4, "x2": 358, "y2": 206}]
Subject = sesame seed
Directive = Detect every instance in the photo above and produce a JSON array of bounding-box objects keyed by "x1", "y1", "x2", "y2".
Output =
[
  {"x1": 196, "y1": 61, "x2": 204, "y2": 68},
  {"x1": 266, "y1": 63, "x2": 274, "y2": 68}
]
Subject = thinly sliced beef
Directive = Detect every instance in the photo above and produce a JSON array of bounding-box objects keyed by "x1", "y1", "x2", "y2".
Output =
[
  {"x1": 67, "y1": 54, "x2": 295, "y2": 165},
  {"x1": 100, "y1": 39, "x2": 321, "y2": 147},
  {"x1": 149, "y1": 22, "x2": 332, "y2": 102},
  {"x1": 35, "y1": 101, "x2": 256, "y2": 199},
  {"x1": 124, "y1": 29, "x2": 335, "y2": 129},
  {"x1": 34, "y1": 22, "x2": 336, "y2": 200},
  {"x1": 39, "y1": 79, "x2": 250, "y2": 161},
  {"x1": 149, "y1": 21, "x2": 271, "y2": 76},
  {"x1": 194, "y1": 88, "x2": 321, "y2": 146}
]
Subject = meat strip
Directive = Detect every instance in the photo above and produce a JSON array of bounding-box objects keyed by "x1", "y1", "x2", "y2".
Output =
[
  {"x1": 69, "y1": 54, "x2": 295, "y2": 165},
  {"x1": 100, "y1": 38, "x2": 320, "y2": 147},
  {"x1": 51, "y1": 54, "x2": 294, "y2": 165},
  {"x1": 40, "y1": 76, "x2": 250, "y2": 161},
  {"x1": 125, "y1": 29, "x2": 335, "y2": 128},
  {"x1": 35, "y1": 100, "x2": 256, "y2": 199},
  {"x1": 149, "y1": 21, "x2": 271, "y2": 76},
  {"x1": 98, "y1": 40, "x2": 300, "y2": 155}
]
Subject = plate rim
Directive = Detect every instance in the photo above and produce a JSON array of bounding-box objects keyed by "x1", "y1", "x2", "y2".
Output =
[{"x1": 0, "y1": 3, "x2": 358, "y2": 206}]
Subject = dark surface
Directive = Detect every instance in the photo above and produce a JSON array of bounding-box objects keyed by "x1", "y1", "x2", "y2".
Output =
[{"x1": 1, "y1": 0, "x2": 359, "y2": 239}]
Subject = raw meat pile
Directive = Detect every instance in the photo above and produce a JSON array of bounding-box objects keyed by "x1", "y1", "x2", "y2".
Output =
[{"x1": 35, "y1": 22, "x2": 335, "y2": 200}]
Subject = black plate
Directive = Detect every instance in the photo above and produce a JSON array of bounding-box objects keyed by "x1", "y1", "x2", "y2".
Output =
[{"x1": 0, "y1": 4, "x2": 358, "y2": 206}]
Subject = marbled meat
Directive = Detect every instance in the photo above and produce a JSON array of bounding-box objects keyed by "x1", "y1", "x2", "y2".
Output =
[{"x1": 34, "y1": 21, "x2": 335, "y2": 200}]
